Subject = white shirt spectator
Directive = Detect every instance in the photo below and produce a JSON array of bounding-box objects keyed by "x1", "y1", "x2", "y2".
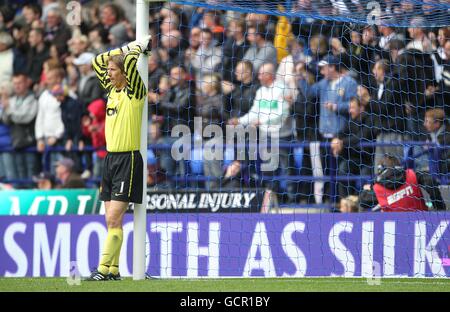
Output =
[
  {"x1": 238, "y1": 80, "x2": 292, "y2": 138},
  {"x1": 35, "y1": 90, "x2": 65, "y2": 141},
  {"x1": 0, "y1": 48, "x2": 13, "y2": 83}
]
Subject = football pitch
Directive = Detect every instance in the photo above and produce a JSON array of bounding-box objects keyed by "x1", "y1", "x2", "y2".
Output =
[{"x1": 0, "y1": 277, "x2": 449, "y2": 292}]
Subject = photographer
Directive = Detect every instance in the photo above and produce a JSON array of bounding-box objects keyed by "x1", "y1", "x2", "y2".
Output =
[{"x1": 362, "y1": 154, "x2": 445, "y2": 212}]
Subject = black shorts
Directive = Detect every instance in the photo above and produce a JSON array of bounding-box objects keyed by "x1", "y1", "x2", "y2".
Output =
[{"x1": 100, "y1": 150, "x2": 144, "y2": 204}]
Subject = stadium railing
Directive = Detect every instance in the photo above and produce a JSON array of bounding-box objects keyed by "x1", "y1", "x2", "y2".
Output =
[{"x1": 0, "y1": 141, "x2": 448, "y2": 206}]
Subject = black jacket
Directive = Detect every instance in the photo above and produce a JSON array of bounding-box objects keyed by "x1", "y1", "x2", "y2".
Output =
[
  {"x1": 226, "y1": 81, "x2": 259, "y2": 119},
  {"x1": 427, "y1": 120, "x2": 450, "y2": 175},
  {"x1": 396, "y1": 48, "x2": 435, "y2": 112},
  {"x1": 336, "y1": 112, "x2": 375, "y2": 165},
  {"x1": 26, "y1": 44, "x2": 50, "y2": 85},
  {"x1": 222, "y1": 38, "x2": 249, "y2": 82},
  {"x1": 156, "y1": 83, "x2": 194, "y2": 134},
  {"x1": 293, "y1": 85, "x2": 318, "y2": 141},
  {"x1": 369, "y1": 77, "x2": 407, "y2": 134},
  {"x1": 77, "y1": 74, "x2": 105, "y2": 113},
  {"x1": 61, "y1": 96, "x2": 82, "y2": 143}
]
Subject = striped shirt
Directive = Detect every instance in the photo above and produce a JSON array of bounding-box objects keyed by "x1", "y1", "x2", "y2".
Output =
[{"x1": 92, "y1": 45, "x2": 147, "y2": 152}]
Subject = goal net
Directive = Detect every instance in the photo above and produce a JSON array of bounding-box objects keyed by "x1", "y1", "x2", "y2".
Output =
[{"x1": 141, "y1": 0, "x2": 450, "y2": 277}]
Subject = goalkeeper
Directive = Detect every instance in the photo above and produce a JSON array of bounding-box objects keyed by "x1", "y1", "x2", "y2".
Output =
[{"x1": 86, "y1": 35, "x2": 151, "y2": 281}]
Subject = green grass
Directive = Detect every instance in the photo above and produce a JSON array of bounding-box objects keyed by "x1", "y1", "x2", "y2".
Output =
[{"x1": 0, "y1": 277, "x2": 449, "y2": 292}]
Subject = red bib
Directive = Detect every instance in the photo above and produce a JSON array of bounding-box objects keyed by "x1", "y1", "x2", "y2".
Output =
[{"x1": 374, "y1": 169, "x2": 428, "y2": 212}]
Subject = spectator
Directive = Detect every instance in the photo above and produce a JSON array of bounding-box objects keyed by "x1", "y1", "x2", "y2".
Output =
[
  {"x1": 49, "y1": 42, "x2": 68, "y2": 65},
  {"x1": 66, "y1": 35, "x2": 90, "y2": 66},
  {"x1": 400, "y1": 17, "x2": 435, "y2": 140},
  {"x1": 41, "y1": 0, "x2": 60, "y2": 22},
  {"x1": 0, "y1": 5, "x2": 15, "y2": 33},
  {"x1": 293, "y1": 61, "x2": 319, "y2": 142},
  {"x1": 108, "y1": 22, "x2": 129, "y2": 49},
  {"x1": 184, "y1": 26, "x2": 201, "y2": 68},
  {"x1": 147, "y1": 52, "x2": 166, "y2": 94},
  {"x1": 435, "y1": 27, "x2": 450, "y2": 61},
  {"x1": 222, "y1": 19, "x2": 249, "y2": 83},
  {"x1": 221, "y1": 160, "x2": 244, "y2": 189},
  {"x1": 22, "y1": 3, "x2": 42, "y2": 26},
  {"x1": 35, "y1": 67, "x2": 65, "y2": 170},
  {"x1": 202, "y1": 11, "x2": 225, "y2": 44},
  {"x1": 370, "y1": 154, "x2": 445, "y2": 212},
  {"x1": 82, "y1": 99, "x2": 107, "y2": 179},
  {"x1": 12, "y1": 22, "x2": 30, "y2": 75},
  {"x1": 88, "y1": 27, "x2": 106, "y2": 54},
  {"x1": 377, "y1": 18, "x2": 404, "y2": 51},
  {"x1": 44, "y1": 7, "x2": 71, "y2": 55},
  {"x1": 223, "y1": 60, "x2": 259, "y2": 118},
  {"x1": 148, "y1": 74, "x2": 170, "y2": 106},
  {"x1": 1, "y1": 74, "x2": 38, "y2": 181},
  {"x1": 346, "y1": 28, "x2": 375, "y2": 86},
  {"x1": 26, "y1": 27, "x2": 50, "y2": 86},
  {"x1": 386, "y1": 39, "x2": 405, "y2": 64},
  {"x1": 307, "y1": 34, "x2": 329, "y2": 78},
  {"x1": 165, "y1": 4, "x2": 190, "y2": 41},
  {"x1": 276, "y1": 37, "x2": 309, "y2": 94},
  {"x1": 298, "y1": 55, "x2": 358, "y2": 203},
  {"x1": 159, "y1": 29, "x2": 185, "y2": 69},
  {"x1": 50, "y1": 84, "x2": 82, "y2": 172},
  {"x1": 33, "y1": 171, "x2": 55, "y2": 190},
  {"x1": 330, "y1": 37, "x2": 346, "y2": 57},
  {"x1": 361, "y1": 25, "x2": 378, "y2": 52},
  {"x1": 160, "y1": 14, "x2": 180, "y2": 37},
  {"x1": 73, "y1": 52, "x2": 104, "y2": 112},
  {"x1": 371, "y1": 59, "x2": 408, "y2": 173},
  {"x1": 424, "y1": 108, "x2": 450, "y2": 175},
  {"x1": 230, "y1": 63, "x2": 295, "y2": 201},
  {"x1": 196, "y1": 74, "x2": 227, "y2": 189},
  {"x1": 243, "y1": 24, "x2": 277, "y2": 75},
  {"x1": 65, "y1": 63, "x2": 79, "y2": 96},
  {"x1": 245, "y1": 13, "x2": 275, "y2": 34},
  {"x1": 428, "y1": 27, "x2": 450, "y2": 85},
  {"x1": 339, "y1": 195, "x2": 359, "y2": 213},
  {"x1": 0, "y1": 31, "x2": 13, "y2": 84},
  {"x1": 190, "y1": 28, "x2": 222, "y2": 82},
  {"x1": 331, "y1": 97, "x2": 375, "y2": 200},
  {"x1": 54, "y1": 157, "x2": 86, "y2": 189},
  {"x1": 153, "y1": 65, "x2": 194, "y2": 184},
  {"x1": 37, "y1": 58, "x2": 62, "y2": 96},
  {"x1": 99, "y1": 3, "x2": 124, "y2": 44},
  {"x1": 299, "y1": 55, "x2": 358, "y2": 140},
  {"x1": 441, "y1": 40, "x2": 450, "y2": 116},
  {"x1": 0, "y1": 81, "x2": 16, "y2": 181}
]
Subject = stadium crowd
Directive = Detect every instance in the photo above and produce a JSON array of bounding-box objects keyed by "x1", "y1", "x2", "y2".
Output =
[{"x1": 0, "y1": 0, "x2": 448, "y2": 210}]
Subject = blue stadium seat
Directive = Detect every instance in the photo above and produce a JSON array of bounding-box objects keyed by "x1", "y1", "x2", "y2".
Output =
[
  {"x1": 190, "y1": 147, "x2": 203, "y2": 174},
  {"x1": 294, "y1": 147, "x2": 304, "y2": 169},
  {"x1": 224, "y1": 146, "x2": 234, "y2": 168},
  {"x1": 147, "y1": 149, "x2": 157, "y2": 166}
]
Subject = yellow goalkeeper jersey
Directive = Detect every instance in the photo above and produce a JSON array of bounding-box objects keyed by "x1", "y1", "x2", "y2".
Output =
[{"x1": 92, "y1": 45, "x2": 147, "y2": 152}]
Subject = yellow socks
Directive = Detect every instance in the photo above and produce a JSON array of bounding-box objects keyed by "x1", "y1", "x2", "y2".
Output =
[
  {"x1": 98, "y1": 228, "x2": 123, "y2": 275},
  {"x1": 109, "y1": 244, "x2": 122, "y2": 276}
]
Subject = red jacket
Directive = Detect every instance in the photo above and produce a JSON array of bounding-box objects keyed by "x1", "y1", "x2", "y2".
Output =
[
  {"x1": 82, "y1": 99, "x2": 106, "y2": 158},
  {"x1": 373, "y1": 169, "x2": 428, "y2": 212}
]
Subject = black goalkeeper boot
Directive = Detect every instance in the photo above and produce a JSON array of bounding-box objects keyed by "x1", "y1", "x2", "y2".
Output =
[{"x1": 84, "y1": 269, "x2": 109, "y2": 281}]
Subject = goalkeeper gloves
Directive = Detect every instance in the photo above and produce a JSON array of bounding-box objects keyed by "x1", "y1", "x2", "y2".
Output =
[
  {"x1": 124, "y1": 35, "x2": 152, "y2": 54},
  {"x1": 136, "y1": 35, "x2": 152, "y2": 55}
]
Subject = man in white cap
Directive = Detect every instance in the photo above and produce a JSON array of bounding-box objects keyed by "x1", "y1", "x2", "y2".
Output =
[
  {"x1": 73, "y1": 52, "x2": 105, "y2": 111},
  {"x1": 55, "y1": 157, "x2": 85, "y2": 189}
]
